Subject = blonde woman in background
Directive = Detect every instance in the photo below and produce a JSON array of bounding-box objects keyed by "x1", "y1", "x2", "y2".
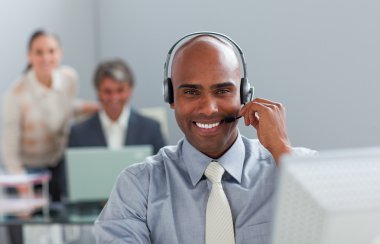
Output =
[{"x1": 1, "y1": 29, "x2": 98, "y2": 202}]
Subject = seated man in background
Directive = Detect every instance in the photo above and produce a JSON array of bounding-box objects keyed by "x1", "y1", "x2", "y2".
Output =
[{"x1": 69, "y1": 58, "x2": 166, "y2": 153}]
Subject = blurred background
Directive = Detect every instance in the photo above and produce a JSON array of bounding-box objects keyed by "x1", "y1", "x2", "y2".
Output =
[{"x1": 0, "y1": 0, "x2": 379, "y2": 154}]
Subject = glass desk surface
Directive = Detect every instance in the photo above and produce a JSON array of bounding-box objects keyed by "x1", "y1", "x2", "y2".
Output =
[{"x1": 0, "y1": 201, "x2": 104, "y2": 226}]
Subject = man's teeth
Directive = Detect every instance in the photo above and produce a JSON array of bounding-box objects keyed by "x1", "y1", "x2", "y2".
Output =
[{"x1": 195, "y1": 122, "x2": 220, "y2": 129}]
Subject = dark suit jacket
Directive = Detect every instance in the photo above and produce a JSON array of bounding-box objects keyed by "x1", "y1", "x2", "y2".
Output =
[{"x1": 68, "y1": 109, "x2": 166, "y2": 154}]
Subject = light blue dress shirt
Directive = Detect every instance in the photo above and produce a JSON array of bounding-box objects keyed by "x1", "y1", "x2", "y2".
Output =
[{"x1": 94, "y1": 134, "x2": 315, "y2": 244}]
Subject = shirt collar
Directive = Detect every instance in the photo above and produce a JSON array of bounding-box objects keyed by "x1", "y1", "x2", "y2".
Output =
[
  {"x1": 99, "y1": 105, "x2": 130, "y2": 129},
  {"x1": 28, "y1": 69, "x2": 62, "y2": 96},
  {"x1": 182, "y1": 132, "x2": 245, "y2": 186}
]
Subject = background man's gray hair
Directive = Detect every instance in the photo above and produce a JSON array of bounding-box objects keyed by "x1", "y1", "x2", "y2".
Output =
[{"x1": 93, "y1": 58, "x2": 135, "y2": 89}]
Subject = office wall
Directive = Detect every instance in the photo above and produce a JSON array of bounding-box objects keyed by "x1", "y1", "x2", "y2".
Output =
[{"x1": 96, "y1": 0, "x2": 380, "y2": 150}]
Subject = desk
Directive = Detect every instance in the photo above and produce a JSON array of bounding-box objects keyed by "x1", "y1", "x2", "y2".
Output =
[
  {"x1": 0, "y1": 172, "x2": 50, "y2": 217},
  {"x1": 0, "y1": 202, "x2": 102, "y2": 244},
  {"x1": 0, "y1": 172, "x2": 103, "y2": 243}
]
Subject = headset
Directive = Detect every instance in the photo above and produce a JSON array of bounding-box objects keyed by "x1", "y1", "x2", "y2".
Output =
[{"x1": 163, "y1": 31, "x2": 254, "y2": 104}]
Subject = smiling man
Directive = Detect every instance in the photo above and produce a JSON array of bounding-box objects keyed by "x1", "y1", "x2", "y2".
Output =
[
  {"x1": 94, "y1": 34, "x2": 315, "y2": 244},
  {"x1": 170, "y1": 37, "x2": 241, "y2": 160}
]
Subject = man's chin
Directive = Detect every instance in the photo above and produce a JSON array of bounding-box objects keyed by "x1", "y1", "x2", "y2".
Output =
[
  {"x1": 187, "y1": 132, "x2": 238, "y2": 158},
  {"x1": 104, "y1": 108, "x2": 123, "y2": 119},
  {"x1": 193, "y1": 141, "x2": 227, "y2": 158}
]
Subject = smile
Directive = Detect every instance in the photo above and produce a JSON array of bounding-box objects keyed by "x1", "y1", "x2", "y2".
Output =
[{"x1": 194, "y1": 122, "x2": 220, "y2": 129}]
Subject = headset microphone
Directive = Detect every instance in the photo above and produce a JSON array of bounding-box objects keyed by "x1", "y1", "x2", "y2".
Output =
[{"x1": 221, "y1": 116, "x2": 242, "y2": 123}]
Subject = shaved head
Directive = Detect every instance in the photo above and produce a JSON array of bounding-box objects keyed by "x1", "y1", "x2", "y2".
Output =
[{"x1": 171, "y1": 35, "x2": 241, "y2": 83}]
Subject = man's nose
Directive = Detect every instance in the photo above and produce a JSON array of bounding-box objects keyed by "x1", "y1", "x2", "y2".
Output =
[
  {"x1": 198, "y1": 95, "x2": 218, "y2": 116},
  {"x1": 108, "y1": 92, "x2": 121, "y2": 101}
]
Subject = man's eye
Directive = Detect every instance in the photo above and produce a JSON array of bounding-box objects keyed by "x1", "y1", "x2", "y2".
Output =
[
  {"x1": 216, "y1": 89, "x2": 230, "y2": 94},
  {"x1": 184, "y1": 89, "x2": 199, "y2": 95}
]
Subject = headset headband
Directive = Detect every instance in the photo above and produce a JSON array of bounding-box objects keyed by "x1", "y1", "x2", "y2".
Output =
[{"x1": 164, "y1": 31, "x2": 248, "y2": 81}]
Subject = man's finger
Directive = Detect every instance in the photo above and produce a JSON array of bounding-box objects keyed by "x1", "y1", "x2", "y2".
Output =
[
  {"x1": 253, "y1": 97, "x2": 283, "y2": 108},
  {"x1": 240, "y1": 101, "x2": 269, "y2": 115}
]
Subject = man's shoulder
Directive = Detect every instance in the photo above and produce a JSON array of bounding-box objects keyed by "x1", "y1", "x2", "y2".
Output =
[
  {"x1": 130, "y1": 109, "x2": 160, "y2": 127},
  {"x1": 71, "y1": 113, "x2": 100, "y2": 133},
  {"x1": 241, "y1": 136, "x2": 316, "y2": 160},
  {"x1": 241, "y1": 137, "x2": 272, "y2": 160}
]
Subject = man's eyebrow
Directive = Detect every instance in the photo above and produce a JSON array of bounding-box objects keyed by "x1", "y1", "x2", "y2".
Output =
[
  {"x1": 177, "y1": 84, "x2": 202, "y2": 89},
  {"x1": 177, "y1": 81, "x2": 236, "y2": 89},
  {"x1": 210, "y1": 81, "x2": 236, "y2": 89}
]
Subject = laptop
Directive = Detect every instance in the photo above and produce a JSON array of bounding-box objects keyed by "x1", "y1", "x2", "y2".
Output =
[{"x1": 65, "y1": 145, "x2": 152, "y2": 203}]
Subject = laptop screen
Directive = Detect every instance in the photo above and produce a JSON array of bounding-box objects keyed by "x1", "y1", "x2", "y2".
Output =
[{"x1": 65, "y1": 145, "x2": 153, "y2": 203}]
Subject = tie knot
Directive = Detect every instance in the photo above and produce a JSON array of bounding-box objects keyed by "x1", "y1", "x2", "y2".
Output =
[{"x1": 205, "y1": 161, "x2": 225, "y2": 183}]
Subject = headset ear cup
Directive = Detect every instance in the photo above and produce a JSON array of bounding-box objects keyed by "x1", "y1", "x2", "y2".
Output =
[
  {"x1": 163, "y1": 78, "x2": 174, "y2": 103},
  {"x1": 240, "y1": 78, "x2": 254, "y2": 104},
  {"x1": 240, "y1": 78, "x2": 248, "y2": 104}
]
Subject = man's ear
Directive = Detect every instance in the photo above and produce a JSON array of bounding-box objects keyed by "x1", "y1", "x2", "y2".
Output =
[{"x1": 170, "y1": 102, "x2": 175, "y2": 109}]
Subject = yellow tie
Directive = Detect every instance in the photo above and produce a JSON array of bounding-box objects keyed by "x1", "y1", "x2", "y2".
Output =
[{"x1": 204, "y1": 161, "x2": 235, "y2": 244}]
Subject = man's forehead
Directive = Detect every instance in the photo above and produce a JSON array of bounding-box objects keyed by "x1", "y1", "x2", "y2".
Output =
[
  {"x1": 171, "y1": 50, "x2": 240, "y2": 80},
  {"x1": 173, "y1": 35, "x2": 233, "y2": 60},
  {"x1": 100, "y1": 77, "x2": 130, "y2": 87},
  {"x1": 170, "y1": 35, "x2": 241, "y2": 88}
]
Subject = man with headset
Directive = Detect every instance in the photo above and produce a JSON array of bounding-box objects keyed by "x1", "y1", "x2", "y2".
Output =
[{"x1": 94, "y1": 33, "x2": 315, "y2": 244}]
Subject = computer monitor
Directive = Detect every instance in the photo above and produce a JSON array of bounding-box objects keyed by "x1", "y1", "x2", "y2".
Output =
[
  {"x1": 271, "y1": 147, "x2": 380, "y2": 244},
  {"x1": 65, "y1": 145, "x2": 152, "y2": 203}
]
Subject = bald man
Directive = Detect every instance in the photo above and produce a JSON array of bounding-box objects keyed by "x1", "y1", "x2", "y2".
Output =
[{"x1": 94, "y1": 34, "x2": 315, "y2": 244}]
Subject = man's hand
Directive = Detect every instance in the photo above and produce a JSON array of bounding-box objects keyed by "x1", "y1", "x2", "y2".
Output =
[{"x1": 239, "y1": 98, "x2": 291, "y2": 165}]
